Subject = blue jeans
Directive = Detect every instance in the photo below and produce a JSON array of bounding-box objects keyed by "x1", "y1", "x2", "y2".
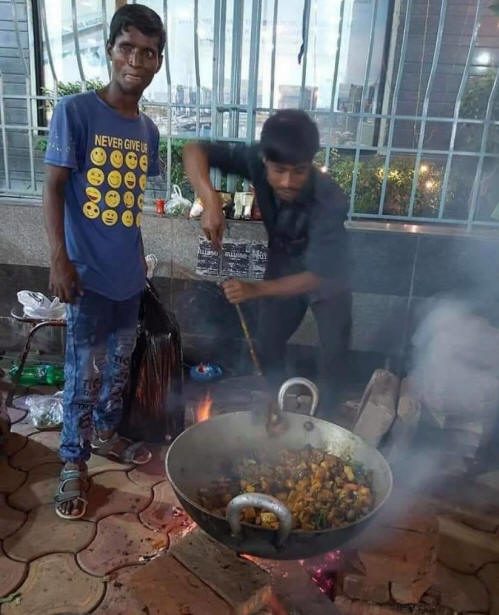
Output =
[{"x1": 60, "y1": 290, "x2": 141, "y2": 463}]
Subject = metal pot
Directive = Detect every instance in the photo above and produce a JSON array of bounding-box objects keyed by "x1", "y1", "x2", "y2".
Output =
[{"x1": 166, "y1": 378, "x2": 392, "y2": 560}]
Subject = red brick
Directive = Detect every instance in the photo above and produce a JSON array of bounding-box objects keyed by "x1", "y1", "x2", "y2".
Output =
[{"x1": 342, "y1": 572, "x2": 390, "y2": 604}]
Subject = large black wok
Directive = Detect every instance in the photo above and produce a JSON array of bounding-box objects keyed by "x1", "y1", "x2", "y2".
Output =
[{"x1": 166, "y1": 378, "x2": 392, "y2": 560}]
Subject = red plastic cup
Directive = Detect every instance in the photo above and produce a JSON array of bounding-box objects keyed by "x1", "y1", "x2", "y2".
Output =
[{"x1": 155, "y1": 198, "x2": 166, "y2": 215}]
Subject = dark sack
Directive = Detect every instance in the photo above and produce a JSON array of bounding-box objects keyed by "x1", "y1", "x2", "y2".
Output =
[{"x1": 120, "y1": 282, "x2": 184, "y2": 443}]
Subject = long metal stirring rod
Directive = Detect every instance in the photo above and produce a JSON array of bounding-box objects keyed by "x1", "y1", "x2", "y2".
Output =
[{"x1": 234, "y1": 303, "x2": 263, "y2": 376}]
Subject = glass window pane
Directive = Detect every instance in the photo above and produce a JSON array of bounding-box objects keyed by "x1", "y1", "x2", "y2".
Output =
[{"x1": 42, "y1": 0, "x2": 114, "y2": 91}]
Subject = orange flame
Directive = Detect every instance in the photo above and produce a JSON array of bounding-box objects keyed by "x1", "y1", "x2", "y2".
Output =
[{"x1": 196, "y1": 392, "x2": 212, "y2": 423}]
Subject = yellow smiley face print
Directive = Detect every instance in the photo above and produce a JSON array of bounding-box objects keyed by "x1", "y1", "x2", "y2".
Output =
[
  {"x1": 101, "y1": 209, "x2": 118, "y2": 226},
  {"x1": 90, "y1": 147, "x2": 107, "y2": 166},
  {"x1": 136, "y1": 212, "x2": 142, "y2": 227},
  {"x1": 87, "y1": 167, "x2": 105, "y2": 186},
  {"x1": 137, "y1": 194, "x2": 144, "y2": 210},
  {"x1": 110, "y1": 149, "x2": 124, "y2": 169},
  {"x1": 139, "y1": 174, "x2": 147, "y2": 191},
  {"x1": 139, "y1": 154, "x2": 148, "y2": 173},
  {"x1": 125, "y1": 151, "x2": 138, "y2": 170},
  {"x1": 122, "y1": 210, "x2": 134, "y2": 227},
  {"x1": 105, "y1": 190, "x2": 120, "y2": 208},
  {"x1": 85, "y1": 186, "x2": 101, "y2": 203},
  {"x1": 82, "y1": 201, "x2": 100, "y2": 219},
  {"x1": 124, "y1": 171, "x2": 136, "y2": 189},
  {"x1": 107, "y1": 170, "x2": 122, "y2": 189},
  {"x1": 123, "y1": 191, "x2": 135, "y2": 208}
]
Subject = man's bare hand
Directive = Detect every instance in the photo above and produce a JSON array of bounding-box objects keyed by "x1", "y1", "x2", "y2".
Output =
[
  {"x1": 49, "y1": 256, "x2": 82, "y2": 303},
  {"x1": 222, "y1": 279, "x2": 260, "y2": 304},
  {"x1": 201, "y1": 197, "x2": 225, "y2": 250}
]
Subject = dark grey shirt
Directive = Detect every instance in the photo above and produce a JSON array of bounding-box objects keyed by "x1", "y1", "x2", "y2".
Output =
[{"x1": 202, "y1": 142, "x2": 351, "y2": 297}]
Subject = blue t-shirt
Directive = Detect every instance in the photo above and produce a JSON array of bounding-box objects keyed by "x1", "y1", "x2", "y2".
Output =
[{"x1": 44, "y1": 91, "x2": 160, "y2": 300}]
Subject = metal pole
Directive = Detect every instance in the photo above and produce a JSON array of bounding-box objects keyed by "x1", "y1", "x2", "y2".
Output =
[
  {"x1": 246, "y1": 0, "x2": 262, "y2": 142},
  {"x1": 163, "y1": 0, "x2": 173, "y2": 199},
  {"x1": 466, "y1": 68, "x2": 499, "y2": 229},
  {"x1": 71, "y1": 0, "x2": 87, "y2": 87},
  {"x1": 378, "y1": 0, "x2": 413, "y2": 215},
  {"x1": 210, "y1": 0, "x2": 223, "y2": 188},
  {"x1": 101, "y1": 0, "x2": 111, "y2": 78},
  {"x1": 194, "y1": 0, "x2": 201, "y2": 137},
  {"x1": 407, "y1": 0, "x2": 448, "y2": 218},
  {"x1": 229, "y1": 0, "x2": 243, "y2": 139},
  {"x1": 437, "y1": 1, "x2": 481, "y2": 219},
  {"x1": 349, "y1": 0, "x2": 380, "y2": 219},
  {"x1": 25, "y1": 76, "x2": 37, "y2": 192},
  {"x1": 269, "y1": 0, "x2": 278, "y2": 110},
  {"x1": 39, "y1": 0, "x2": 57, "y2": 86},
  {"x1": 299, "y1": 0, "x2": 311, "y2": 109},
  {"x1": 326, "y1": 0, "x2": 345, "y2": 162},
  {"x1": 0, "y1": 73, "x2": 11, "y2": 191}
]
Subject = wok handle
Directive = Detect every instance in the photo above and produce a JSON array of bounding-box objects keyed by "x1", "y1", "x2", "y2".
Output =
[
  {"x1": 278, "y1": 377, "x2": 320, "y2": 417},
  {"x1": 226, "y1": 492, "x2": 293, "y2": 548}
]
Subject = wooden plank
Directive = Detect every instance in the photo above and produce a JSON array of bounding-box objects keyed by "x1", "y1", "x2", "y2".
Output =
[
  {"x1": 130, "y1": 553, "x2": 232, "y2": 615},
  {"x1": 170, "y1": 528, "x2": 272, "y2": 615}
]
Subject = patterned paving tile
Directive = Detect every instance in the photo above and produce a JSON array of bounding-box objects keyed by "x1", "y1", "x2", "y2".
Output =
[
  {"x1": 9, "y1": 431, "x2": 60, "y2": 471},
  {"x1": 2, "y1": 553, "x2": 104, "y2": 615},
  {"x1": 478, "y1": 562, "x2": 499, "y2": 615},
  {"x1": 0, "y1": 458, "x2": 26, "y2": 495},
  {"x1": 0, "y1": 494, "x2": 26, "y2": 540},
  {"x1": 6, "y1": 405, "x2": 27, "y2": 425},
  {"x1": 127, "y1": 444, "x2": 168, "y2": 487},
  {"x1": 0, "y1": 546, "x2": 26, "y2": 599},
  {"x1": 77, "y1": 512, "x2": 159, "y2": 576},
  {"x1": 139, "y1": 479, "x2": 183, "y2": 532},
  {"x1": 8, "y1": 462, "x2": 62, "y2": 511},
  {"x1": 3, "y1": 503, "x2": 95, "y2": 563},
  {"x1": 87, "y1": 453, "x2": 133, "y2": 477},
  {"x1": 84, "y1": 471, "x2": 152, "y2": 522},
  {"x1": 2, "y1": 433, "x2": 27, "y2": 458},
  {"x1": 9, "y1": 420, "x2": 39, "y2": 438},
  {"x1": 91, "y1": 565, "x2": 147, "y2": 615}
]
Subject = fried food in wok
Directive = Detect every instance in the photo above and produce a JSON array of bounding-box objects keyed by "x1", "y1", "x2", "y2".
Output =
[{"x1": 198, "y1": 445, "x2": 374, "y2": 531}]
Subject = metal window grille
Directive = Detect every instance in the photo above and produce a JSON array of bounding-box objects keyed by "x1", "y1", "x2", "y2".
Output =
[{"x1": 0, "y1": 0, "x2": 498, "y2": 231}]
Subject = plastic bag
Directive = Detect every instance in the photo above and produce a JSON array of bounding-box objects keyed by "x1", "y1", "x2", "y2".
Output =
[
  {"x1": 25, "y1": 392, "x2": 63, "y2": 429},
  {"x1": 17, "y1": 291, "x2": 66, "y2": 320},
  {"x1": 189, "y1": 196, "x2": 204, "y2": 218},
  {"x1": 145, "y1": 253, "x2": 158, "y2": 279},
  {"x1": 165, "y1": 185, "x2": 192, "y2": 217},
  {"x1": 120, "y1": 282, "x2": 184, "y2": 443}
]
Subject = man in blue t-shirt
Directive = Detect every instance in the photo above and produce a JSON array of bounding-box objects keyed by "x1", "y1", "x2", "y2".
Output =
[{"x1": 44, "y1": 4, "x2": 165, "y2": 520}]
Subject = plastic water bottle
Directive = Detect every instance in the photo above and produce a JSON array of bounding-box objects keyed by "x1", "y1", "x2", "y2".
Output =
[{"x1": 9, "y1": 363, "x2": 64, "y2": 386}]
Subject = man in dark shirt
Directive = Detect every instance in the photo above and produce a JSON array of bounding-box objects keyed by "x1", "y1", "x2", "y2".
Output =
[{"x1": 183, "y1": 110, "x2": 351, "y2": 415}]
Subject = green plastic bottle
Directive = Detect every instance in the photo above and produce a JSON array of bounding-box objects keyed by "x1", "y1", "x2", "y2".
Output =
[{"x1": 9, "y1": 363, "x2": 65, "y2": 386}]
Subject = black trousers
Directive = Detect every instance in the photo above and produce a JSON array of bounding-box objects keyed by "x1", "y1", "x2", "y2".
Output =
[{"x1": 256, "y1": 290, "x2": 352, "y2": 414}]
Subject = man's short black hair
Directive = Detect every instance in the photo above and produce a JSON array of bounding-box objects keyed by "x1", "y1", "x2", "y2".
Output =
[
  {"x1": 108, "y1": 4, "x2": 166, "y2": 54},
  {"x1": 260, "y1": 109, "x2": 320, "y2": 165}
]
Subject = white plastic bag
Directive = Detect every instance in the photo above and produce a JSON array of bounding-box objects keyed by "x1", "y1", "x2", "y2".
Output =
[
  {"x1": 189, "y1": 196, "x2": 204, "y2": 218},
  {"x1": 165, "y1": 185, "x2": 192, "y2": 216},
  {"x1": 25, "y1": 392, "x2": 63, "y2": 429},
  {"x1": 145, "y1": 253, "x2": 158, "y2": 279},
  {"x1": 17, "y1": 291, "x2": 66, "y2": 320}
]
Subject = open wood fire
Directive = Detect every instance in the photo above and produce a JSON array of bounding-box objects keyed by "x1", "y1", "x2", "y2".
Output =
[
  {"x1": 175, "y1": 360, "x2": 498, "y2": 614},
  {"x1": 196, "y1": 391, "x2": 212, "y2": 422}
]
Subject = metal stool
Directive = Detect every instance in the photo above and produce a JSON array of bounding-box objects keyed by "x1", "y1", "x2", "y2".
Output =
[{"x1": 6, "y1": 306, "x2": 67, "y2": 407}]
